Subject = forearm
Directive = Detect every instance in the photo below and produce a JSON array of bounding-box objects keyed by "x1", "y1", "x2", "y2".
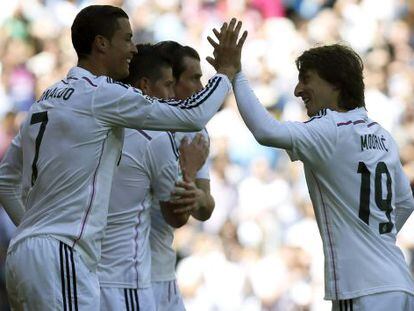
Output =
[
  {"x1": 143, "y1": 74, "x2": 231, "y2": 132},
  {"x1": 0, "y1": 136, "x2": 25, "y2": 226},
  {"x1": 0, "y1": 193, "x2": 24, "y2": 226},
  {"x1": 233, "y1": 72, "x2": 292, "y2": 149}
]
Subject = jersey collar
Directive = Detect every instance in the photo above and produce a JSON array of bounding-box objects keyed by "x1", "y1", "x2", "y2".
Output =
[
  {"x1": 67, "y1": 66, "x2": 97, "y2": 79},
  {"x1": 346, "y1": 107, "x2": 368, "y2": 119}
]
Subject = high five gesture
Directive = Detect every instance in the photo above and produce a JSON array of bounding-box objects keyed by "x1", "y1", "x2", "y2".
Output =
[{"x1": 207, "y1": 18, "x2": 248, "y2": 81}]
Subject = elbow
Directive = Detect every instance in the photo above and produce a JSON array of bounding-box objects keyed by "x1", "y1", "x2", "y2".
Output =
[
  {"x1": 187, "y1": 118, "x2": 204, "y2": 132},
  {"x1": 254, "y1": 132, "x2": 273, "y2": 147},
  {"x1": 247, "y1": 126, "x2": 272, "y2": 146}
]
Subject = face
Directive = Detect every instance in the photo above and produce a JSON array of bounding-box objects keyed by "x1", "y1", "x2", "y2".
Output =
[
  {"x1": 105, "y1": 18, "x2": 137, "y2": 80},
  {"x1": 147, "y1": 66, "x2": 175, "y2": 99},
  {"x1": 174, "y1": 56, "x2": 203, "y2": 100},
  {"x1": 294, "y1": 69, "x2": 339, "y2": 117}
]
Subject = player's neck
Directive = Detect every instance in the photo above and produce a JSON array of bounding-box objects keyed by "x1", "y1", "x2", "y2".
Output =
[{"x1": 77, "y1": 58, "x2": 109, "y2": 77}]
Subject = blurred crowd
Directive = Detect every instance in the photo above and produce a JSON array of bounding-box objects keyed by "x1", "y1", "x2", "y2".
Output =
[{"x1": 1, "y1": 0, "x2": 414, "y2": 310}]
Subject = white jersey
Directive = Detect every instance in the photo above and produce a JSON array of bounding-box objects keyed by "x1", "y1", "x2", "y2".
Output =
[
  {"x1": 150, "y1": 130, "x2": 210, "y2": 282},
  {"x1": 98, "y1": 129, "x2": 180, "y2": 289},
  {"x1": 0, "y1": 66, "x2": 230, "y2": 271},
  {"x1": 285, "y1": 108, "x2": 414, "y2": 300}
]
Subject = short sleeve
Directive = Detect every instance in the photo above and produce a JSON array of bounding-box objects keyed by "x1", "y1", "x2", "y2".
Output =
[{"x1": 285, "y1": 112, "x2": 337, "y2": 165}]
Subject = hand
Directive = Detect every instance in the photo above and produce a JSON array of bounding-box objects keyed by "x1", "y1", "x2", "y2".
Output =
[
  {"x1": 206, "y1": 18, "x2": 248, "y2": 81},
  {"x1": 179, "y1": 133, "x2": 209, "y2": 182},
  {"x1": 170, "y1": 181, "x2": 200, "y2": 214}
]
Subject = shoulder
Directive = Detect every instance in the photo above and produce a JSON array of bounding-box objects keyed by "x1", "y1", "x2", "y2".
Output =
[{"x1": 96, "y1": 76, "x2": 150, "y2": 99}]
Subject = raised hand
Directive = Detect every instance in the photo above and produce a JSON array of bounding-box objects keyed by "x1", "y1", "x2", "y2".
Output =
[{"x1": 206, "y1": 18, "x2": 248, "y2": 81}]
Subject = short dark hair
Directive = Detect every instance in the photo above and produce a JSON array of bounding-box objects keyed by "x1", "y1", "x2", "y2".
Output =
[
  {"x1": 121, "y1": 43, "x2": 172, "y2": 85},
  {"x1": 295, "y1": 44, "x2": 365, "y2": 110},
  {"x1": 71, "y1": 5, "x2": 129, "y2": 59},
  {"x1": 154, "y1": 41, "x2": 200, "y2": 80}
]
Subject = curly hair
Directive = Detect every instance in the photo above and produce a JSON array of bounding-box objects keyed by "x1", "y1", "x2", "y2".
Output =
[{"x1": 295, "y1": 44, "x2": 365, "y2": 110}]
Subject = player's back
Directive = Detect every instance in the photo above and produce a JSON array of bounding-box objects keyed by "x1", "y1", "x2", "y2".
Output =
[
  {"x1": 298, "y1": 108, "x2": 414, "y2": 300},
  {"x1": 12, "y1": 69, "x2": 123, "y2": 270}
]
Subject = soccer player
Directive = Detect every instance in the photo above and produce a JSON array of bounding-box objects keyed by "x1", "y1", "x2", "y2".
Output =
[
  {"x1": 0, "y1": 5, "x2": 246, "y2": 310},
  {"x1": 98, "y1": 43, "x2": 208, "y2": 311},
  {"x1": 148, "y1": 41, "x2": 215, "y2": 310},
  {"x1": 209, "y1": 22, "x2": 414, "y2": 310}
]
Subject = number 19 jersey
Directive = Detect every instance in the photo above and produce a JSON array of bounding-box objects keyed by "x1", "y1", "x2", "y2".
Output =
[{"x1": 286, "y1": 107, "x2": 414, "y2": 300}]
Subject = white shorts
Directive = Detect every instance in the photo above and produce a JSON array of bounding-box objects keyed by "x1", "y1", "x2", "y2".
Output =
[
  {"x1": 152, "y1": 280, "x2": 185, "y2": 311},
  {"x1": 100, "y1": 286, "x2": 156, "y2": 311},
  {"x1": 6, "y1": 235, "x2": 99, "y2": 311},
  {"x1": 332, "y1": 291, "x2": 414, "y2": 311}
]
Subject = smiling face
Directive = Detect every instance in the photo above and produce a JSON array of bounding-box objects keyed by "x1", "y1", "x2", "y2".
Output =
[
  {"x1": 294, "y1": 69, "x2": 340, "y2": 117},
  {"x1": 105, "y1": 17, "x2": 137, "y2": 80},
  {"x1": 174, "y1": 56, "x2": 203, "y2": 100}
]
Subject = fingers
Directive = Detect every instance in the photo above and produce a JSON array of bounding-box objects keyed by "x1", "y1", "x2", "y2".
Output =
[
  {"x1": 192, "y1": 133, "x2": 203, "y2": 145},
  {"x1": 206, "y1": 56, "x2": 216, "y2": 69},
  {"x1": 213, "y1": 28, "x2": 221, "y2": 40},
  {"x1": 173, "y1": 204, "x2": 196, "y2": 214},
  {"x1": 229, "y1": 19, "x2": 241, "y2": 45},
  {"x1": 179, "y1": 136, "x2": 189, "y2": 149},
  {"x1": 207, "y1": 36, "x2": 219, "y2": 49},
  {"x1": 175, "y1": 181, "x2": 196, "y2": 190},
  {"x1": 237, "y1": 30, "x2": 248, "y2": 49}
]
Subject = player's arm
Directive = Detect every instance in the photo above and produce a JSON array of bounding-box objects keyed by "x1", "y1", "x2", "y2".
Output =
[
  {"x1": 233, "y1": 71, "x2": 338, "y2": 165},
  {"x1": 0, "y1": 133, "x2": 25, "y2": 226},
  {"x1": 177, "y1": 133, "x2": 214, "y2": 220},
  {"x1": 207, "y1": 20, "x2": 293, "y2": 149},
  {"x1": 169, "y1": 134, "x2": 214, "y2": 220},
  {"x1": 93, "y1": 19, "x2": 246, "y2": 133},
  {"x1": 93, "y1": 75, "x2": 230, "y2": 132},
  {"x1": 394, "y1": 160, "x2": 414, "y2": 232},
  {"x1": 147, "y1": 134, "x2": 195, "y2": 228},
  {"x1": 233, "y1": 72, "x2": 293, "y2": 149},
  {"x1": 192, "y1": 178, "x2": 215, "y2": 221}
]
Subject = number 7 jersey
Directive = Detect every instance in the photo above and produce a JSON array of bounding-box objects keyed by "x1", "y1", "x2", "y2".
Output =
[
  {"x1": 286, "y1": 107, "x2": 414, "y2": 300},
  {"x1": 1, "y1": 66, "x2": 231, "y2": 271}
]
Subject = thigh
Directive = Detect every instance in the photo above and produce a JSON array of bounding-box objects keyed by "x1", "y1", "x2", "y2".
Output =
[
  {"x1": 332, "y1": 292, "x2": 414, "y2": 311},
  {"x1": 100, "y1": 287, "x2": 125, "y2": 311},
  {"x1": 138, "y1": 287, "x2": 156, "y2": 311},
  {"x1": 101, "y1": 287, "x2": 143, "y2": 311},
  {"x1": 152, "y1": 280, "x2": 186, "y2": 311},
  {"x1": 6, "y1": 236, "x2": 99, "y2": 311},
  {"x1": 356, "y1": 291, "x2": 414, "y2": 311}
]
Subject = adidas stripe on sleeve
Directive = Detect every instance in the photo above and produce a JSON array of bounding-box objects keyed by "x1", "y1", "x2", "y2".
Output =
[{"x1": 93, "y1": 75, "x2": 231, "y2": 132}]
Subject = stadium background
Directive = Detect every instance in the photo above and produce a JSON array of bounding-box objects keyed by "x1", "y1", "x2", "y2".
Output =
[{"x1": 1, "y1": 0, "x2": 414, "y2": 310}]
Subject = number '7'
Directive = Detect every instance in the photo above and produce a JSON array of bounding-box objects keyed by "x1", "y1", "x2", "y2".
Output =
[{"x1": 30, "y1": 111, "x2": 48, "y2": 186}]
